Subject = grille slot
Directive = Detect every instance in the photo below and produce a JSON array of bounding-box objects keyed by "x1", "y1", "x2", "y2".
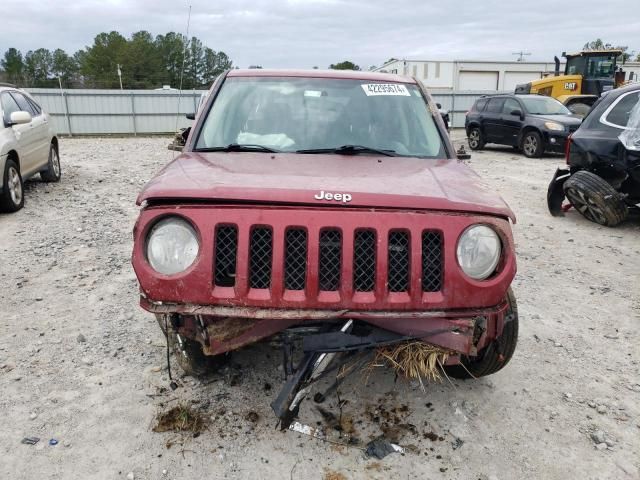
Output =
[
  {"x1": 249, "y1": 227, "x2": 273, "y2": 289},
  {"x1": 284, "y1": 228, "x2": 307, "y2": 290},
  {"x1": 214, "y1": 225, "x2": 238, "y2": 287},
  {"x1": 353, "y1": 230, "x2": 376, "y2": 292},
  {"x1": 319, "y1": 229, "x2": 341, "y2": 291},
  {"x1": 387, "y1": 230, "x2": 410, "y2": 292},
  {"x1": 422, "y1": 231, "x2": 443, "y2": 292}
]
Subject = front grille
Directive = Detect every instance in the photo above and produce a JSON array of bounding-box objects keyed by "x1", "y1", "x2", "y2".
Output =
[
  {"x1": 319, "y1": 229, "x2": 341, "y2": 291},
  {"x1": 249, "y1": 227, "x2": 273, "y2": 289},
  {"x1": 422, "y1": 231, "x2": 443, "y2": 292},
  {"x1": 353, "y1": 230, "x2": 376, "y2": 292},
  {"x1": 387, "y1": 230, "x2": 410, "y2": 292},
  {"x1": 213, "y1": 221, "x2": 444, "y2": 301},
  {"x1": 284, "y1": 228, "x2": 307, "y2": 290},
  {"x1": 214, "y1": 225, "x2": 237, "y2": 287}
]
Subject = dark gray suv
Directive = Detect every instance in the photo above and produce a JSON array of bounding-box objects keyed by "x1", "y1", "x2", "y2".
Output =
[{"x1": 465, "y1": 94, "x2": 582, "y2": 158}]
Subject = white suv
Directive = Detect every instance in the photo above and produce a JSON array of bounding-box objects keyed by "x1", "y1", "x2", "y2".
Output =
[{"x1": 0, "y1": 84, "x2": 60, "y2": 212}]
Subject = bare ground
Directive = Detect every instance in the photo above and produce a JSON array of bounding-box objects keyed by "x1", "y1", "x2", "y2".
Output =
[{"x1": 0, "y1": 133, "x2": 638, "y2": 480}]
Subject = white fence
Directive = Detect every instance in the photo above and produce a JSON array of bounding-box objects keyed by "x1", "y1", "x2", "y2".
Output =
[
  {"x1": 26, "y1": 88, "x2": 499, "y2": 135},
  {"x1": 26, "y1": 88, "x2": 207, "y2": 136}
]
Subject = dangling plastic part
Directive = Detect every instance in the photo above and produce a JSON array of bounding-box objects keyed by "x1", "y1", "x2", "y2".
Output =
[
  {"x1": 619, "y1": 94, "x2": 640, "y2": 151},
  {"x1": 165, "y1": 314, "x2": 178, "y2": 391}
]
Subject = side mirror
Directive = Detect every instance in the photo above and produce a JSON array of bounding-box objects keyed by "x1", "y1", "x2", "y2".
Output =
[
  {"x1": 436, "y1": 103, "x2": 442, "y2": 109},
  {"x1": 9, "y1": 111, "x2": 32, "y2": 125},
  {"x1": 510, "y1": 109, "x2": 524, "y2": 120},
  {"x1": 185, "y1": 113, "x2": 195, "y2": 120}
]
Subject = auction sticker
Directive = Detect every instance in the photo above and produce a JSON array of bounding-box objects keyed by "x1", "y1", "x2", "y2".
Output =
[{"x1": 361, "y1": 83, "x2": 410, "y2": 96}]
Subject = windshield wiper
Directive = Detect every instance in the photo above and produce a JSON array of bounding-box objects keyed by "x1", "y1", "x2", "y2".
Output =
[
  {"x1": 296, "y1": 145, "x2": 397, "y2": 157},
  {"x1": 196, "y1": 143, "x2": 280, "y2": 153}
]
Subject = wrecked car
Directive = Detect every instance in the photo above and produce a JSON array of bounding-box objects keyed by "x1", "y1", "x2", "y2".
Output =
[
  {"x1": 132, "y1": 69, "x2": 518, "y2": 422},
  {"x1": 548, "y1": 82, "x2": 640, "y2": 226}
]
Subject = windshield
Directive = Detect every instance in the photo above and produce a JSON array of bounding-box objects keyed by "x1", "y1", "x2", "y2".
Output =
[
  {"x1": 195, "y1": 76, "x2": 445, "y2": 158},
  {"x1": 520, "y1": 96, "x2": 571, "y2": 115}
]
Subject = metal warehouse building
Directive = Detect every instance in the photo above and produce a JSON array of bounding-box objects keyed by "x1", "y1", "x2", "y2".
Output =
[{"x1": 374, "y1": 58, "x2": 640, "y2": 91}]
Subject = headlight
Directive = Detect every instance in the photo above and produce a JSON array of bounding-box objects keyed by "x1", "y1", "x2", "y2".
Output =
[
  {"x1": 146, "y1": 217, "x2": 199, "y2": 275},
  {"x1": 544, "y1": 121, "x2": 564, "y2": 131},
  {"x1": 456, "y1": 225, "x2": 501, "y2": 280}
]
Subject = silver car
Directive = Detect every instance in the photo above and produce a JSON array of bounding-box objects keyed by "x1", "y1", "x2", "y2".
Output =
[{"x1": 0, "y1": 84, "x2": 60, "y2": 212}]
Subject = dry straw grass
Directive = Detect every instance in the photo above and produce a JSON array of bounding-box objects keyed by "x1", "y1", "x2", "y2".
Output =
[{"x1": 368, "y1": 341, "x2": 453, "y2": 390}]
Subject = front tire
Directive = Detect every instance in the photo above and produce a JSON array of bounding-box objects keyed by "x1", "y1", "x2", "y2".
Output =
[
  {"x1": 0, "y1": 159, "x2": 24, "y2": 213},
  {"x1": 40, "y1": 143, "x2": 61, "y2": 182},
  {"x1": 467, "y1": 127, "x2": 485, "y2": 150},
  {"x1": 521, "y1": 131, "x2": 543, "y2": 158},
  {"x1": 445, "y1": 288, "x2": 518, "y2": 379},
  {"x1": 563, "y1": 171, "x2": 628, "y2": 226},
  {"x1": 155, "y1": 314, "x2": 223, "y2": 377}
]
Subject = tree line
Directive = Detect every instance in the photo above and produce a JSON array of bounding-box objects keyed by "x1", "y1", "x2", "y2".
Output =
[{"x1": 0, "y1": 31, "x2": 232, "y2": 89}]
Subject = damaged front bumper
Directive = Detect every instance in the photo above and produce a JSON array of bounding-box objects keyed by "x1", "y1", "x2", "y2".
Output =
[{"x1": 142, "y1": 297, "x2": 512, "y2": 358}]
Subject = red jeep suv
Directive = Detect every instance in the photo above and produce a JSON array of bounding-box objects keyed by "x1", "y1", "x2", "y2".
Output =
[{"x1": 132, "y1": 69, "x2": 518, "y2": 406}]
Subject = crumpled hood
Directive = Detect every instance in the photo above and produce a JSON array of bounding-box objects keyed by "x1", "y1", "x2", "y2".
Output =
[{"x1": 137, "y1": 152, "x2": 516, "y2": 222}]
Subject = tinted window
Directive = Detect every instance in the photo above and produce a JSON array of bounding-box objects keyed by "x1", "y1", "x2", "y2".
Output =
[
  {"x1": 603, "y1": 91, "x2": 640, "y2": 127},
  {"x1": 10, "y1": 92, "x2": 38, "y2": 116},
  {"x1": 485, "y1": 98, "x2": 504, "y2": 113},
  {"x1": 1, "y1": 92, "x2": 21, "y2": 122},
  {"x1": 474, "y1": 98, "x2": 488, "y2": 111},
  {"x1": 502, "y1": 98, "x2": 521, "y2": 115},
  {"x1": 196, "y1": 77, "x2": 445, "y2": 158}
]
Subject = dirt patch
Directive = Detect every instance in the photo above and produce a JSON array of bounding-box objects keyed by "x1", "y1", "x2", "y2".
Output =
[
  {"x1": 323, "y1": 469, "x2": 348, "y2": 480},
  {"x1": 153, "y1": 404, "x2": 208, "y2": 434}
]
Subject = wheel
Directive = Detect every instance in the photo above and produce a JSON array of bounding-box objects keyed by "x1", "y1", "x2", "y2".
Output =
[
  {"x1": 467, "y1": 128, "x2": 485, "y2": 150},
  {"x1": 155, "y1": 314, "x2": 224, "y2": 377},
  {"x1": 521, "y1": 131, "x2": 543, "y2": 158},
  {"x1": 40, "y1": 143, "x2": 61, "y2": 182},
  {"x1": 445, "y1": 288, "x2": 518, "y2": 379},
  {"x1": 567, "y1": 102, "x2": 591, "y2": 117},
  {"x1": 0, "y1": 159, "x2": 24, "y2": 213},
  {"x1": 563, "y1": 171, "x2": 628, "y2": 226}
]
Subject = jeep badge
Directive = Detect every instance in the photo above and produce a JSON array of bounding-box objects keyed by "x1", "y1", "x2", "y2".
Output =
[{"x1": 314, "y1": 190, "x2": 352, "y2": 203}]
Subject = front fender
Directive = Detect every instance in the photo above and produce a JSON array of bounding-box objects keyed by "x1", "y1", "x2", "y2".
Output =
[{"x1": 547, "y1": 167, "x2": 571, "y2": 216}]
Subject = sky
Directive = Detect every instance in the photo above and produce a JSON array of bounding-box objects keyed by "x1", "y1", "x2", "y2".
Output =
[{"x1": 2, "y1": 0, "x2": 639, "y2": 69}]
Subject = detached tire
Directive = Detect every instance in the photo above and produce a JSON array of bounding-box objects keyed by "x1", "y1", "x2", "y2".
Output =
[
  {"x1": 155, "y1": 314, "x2": 222, "y2": 377},
  {"x1": 40, "y1": 143, "x2": 61, "y2": 182},
  {"x1": 0, "y1": 159, "x2": 24, "y2": 213},
  {"x1": 563, "y1": 171, "x2": 628, "y2": 227},
  {"x1": 445, "y1": 288, "x2": 518, "y2": 379},
  {"x1": 467, "y1": 128, "x2": 485, "y2": 150},
  {"x1": 521, "y1": 131, "x2": 543, "y2": 158}
]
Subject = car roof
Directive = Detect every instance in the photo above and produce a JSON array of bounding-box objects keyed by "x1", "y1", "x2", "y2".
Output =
[{"x1": 227, "y1": 68, "x2": 416, "y2": 84}]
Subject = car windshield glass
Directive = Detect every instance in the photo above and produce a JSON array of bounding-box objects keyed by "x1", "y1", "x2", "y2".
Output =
[
  {"x1": 520, "y1": 96, "x2": 571, "y2": 115},
  {"x1": 195, "y1": 77, "x2": 445, "y2": 158}
]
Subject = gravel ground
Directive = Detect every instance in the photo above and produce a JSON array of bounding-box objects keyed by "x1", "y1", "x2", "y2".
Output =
[{"x1": 1, "y1": 133, "x2": 639, "y2": 480}]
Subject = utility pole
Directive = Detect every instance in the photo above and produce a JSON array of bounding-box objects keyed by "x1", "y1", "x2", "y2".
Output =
[
  {"x1": 512, "y1": 51, "x2": 531, "y2": 62},
  {"x1": 117, "y1": 64, "x2": 123, "y2": 90}
]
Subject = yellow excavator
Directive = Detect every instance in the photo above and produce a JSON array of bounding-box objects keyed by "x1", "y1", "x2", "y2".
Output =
[{"x1": 515, "y1": 49, "x2": 631, "y2": 115}]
